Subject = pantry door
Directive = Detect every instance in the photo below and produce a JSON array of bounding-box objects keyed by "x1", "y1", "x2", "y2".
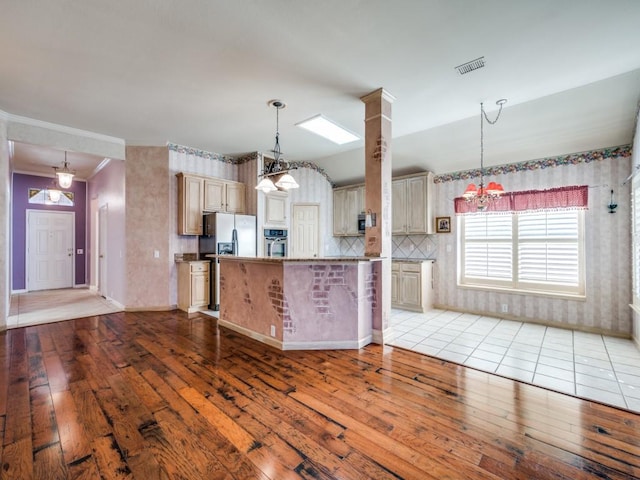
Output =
[{"x1": 291, "y1": 204, "x2": 320, "y2": 258}]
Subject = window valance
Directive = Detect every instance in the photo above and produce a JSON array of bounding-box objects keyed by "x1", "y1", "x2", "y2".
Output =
[{"x1": 454, "y1": 185, "x2": 589, "y2": 214}]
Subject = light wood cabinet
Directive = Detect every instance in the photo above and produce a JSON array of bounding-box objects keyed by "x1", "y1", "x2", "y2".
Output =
[
  {"x1": 204, "y1": 179, "x2": 245, "y2": 213},
  {"x1": 177, "y1": 173, "x2": 204, "y2": 235},
  {"x1": 177, "y1": 261, "x2": 210, "y2": 313},
  {"x1": 391, "y1": 260, "x2": 434, "y2": 312},
  {"x1": 264, "y1": 191, "x2": 288, "y2": 227},
  {"x1": 333, "y1": 185, "x2": 364, "y2": 236},
  {"x1": 177, "y1": 173, "x2": 246, "y2": 235},
  {"x1": 391, "y1": 172, "x2": 434, "y2": 235}
]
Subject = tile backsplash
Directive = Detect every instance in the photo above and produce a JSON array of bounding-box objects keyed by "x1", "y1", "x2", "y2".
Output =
[{"x1": 339, "y1": 234, "x2": 437, "y2": 259}]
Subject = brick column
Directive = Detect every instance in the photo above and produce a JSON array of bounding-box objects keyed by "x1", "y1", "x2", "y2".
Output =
[{"x1": 361, "y1": 88, "x2": 394, "y2": 343}]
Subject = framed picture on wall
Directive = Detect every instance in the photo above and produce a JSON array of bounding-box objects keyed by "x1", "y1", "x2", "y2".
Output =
[{"x1": 436, "y1": 216, "x2": 451, "y2": 233}]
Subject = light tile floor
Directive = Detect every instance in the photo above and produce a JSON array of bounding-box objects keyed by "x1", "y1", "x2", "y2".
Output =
[
  {"x1": 9, "y1": 288, "x2": 122, "y2": 327},
  {"x1": 390, "y1": 308, "x2": 640, "y2": 413}
]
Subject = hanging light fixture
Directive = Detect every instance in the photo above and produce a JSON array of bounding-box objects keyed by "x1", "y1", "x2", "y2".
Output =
[
  {"x1": 54, "y1": 151, "x2": 75, "y2": 189},
  {"x1": 255, "y1": 100, "x2": 299, "y2": 193},
  {"x1": 47, "y1": 186, "x2": 62, "y2": 202},
  {"x1": 463, "y1": 99, "x2": 507, "y2": 211}
]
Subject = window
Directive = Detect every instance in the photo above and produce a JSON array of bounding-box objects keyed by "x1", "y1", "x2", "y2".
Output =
[{"x1": 459, "y1": 210, "x2": 585, "y2": 296}]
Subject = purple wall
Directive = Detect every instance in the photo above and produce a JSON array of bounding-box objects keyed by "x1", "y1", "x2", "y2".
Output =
[{"x1": 12, "y1": 173, "x2": 87, "y2": 290}]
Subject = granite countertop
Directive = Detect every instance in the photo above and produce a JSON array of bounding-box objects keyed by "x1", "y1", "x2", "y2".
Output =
[
  {"x1": 392, "y1": 257, "x2": 436, "y2": 263},
  {"x1": 174, "y1": 253, "x2": 210, "y2": 263},
  {"x1": 218, "y1": 256, "x2": 383, "y2": 263}
]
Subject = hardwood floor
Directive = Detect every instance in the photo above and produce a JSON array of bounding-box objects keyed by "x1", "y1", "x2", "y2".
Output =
[{"x1": 1, "y1": 310, "x2": 639, "y2": 479}]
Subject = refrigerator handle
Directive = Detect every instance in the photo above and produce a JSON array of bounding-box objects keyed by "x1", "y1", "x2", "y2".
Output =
[{"x1": 232, "y1": 229, "x2": 238, "y2": 255}]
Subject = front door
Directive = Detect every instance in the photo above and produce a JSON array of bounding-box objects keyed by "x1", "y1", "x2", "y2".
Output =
[
  {"x1": 27, "y1": 210, "x2": 74, "y2": 291},
  {"x1": 291, "y1": 204, "x2": 320, "y2": 258}
]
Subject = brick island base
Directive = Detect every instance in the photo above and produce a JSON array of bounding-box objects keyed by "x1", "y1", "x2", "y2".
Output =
[{"x1": 218, "y1": 257, "x2": 381, "y2": 350}]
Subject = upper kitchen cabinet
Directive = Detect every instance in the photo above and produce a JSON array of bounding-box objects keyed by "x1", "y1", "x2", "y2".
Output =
[
  {"x1": 333, "y1": 185, "x2": 364, "y2": 236},
  {"x1": 204, "y1": 178, "x2": 245, "y2": 213},
  {"x1": 264, "y1": 191, "x2": 288, "y2": 227},
  {"x1": 392, "y1": 172, "x2": 434, "y2": 235},
  {"x1": 177, "y1": 173, "x2": 204, "y2": 235},
  {"x1": 177, "y1": 173, "x2": 246, "y2": 235}
]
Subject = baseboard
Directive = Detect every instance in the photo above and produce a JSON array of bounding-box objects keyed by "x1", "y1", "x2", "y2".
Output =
[
  {"x1": 11, "y1": 289, "x2": 27, "y2": 295},
  {"x1": 124, "y1": 305, "x2": 173, "y2": 312},
  {"x1": 217, "y1": 319, "x2": 283, "y2": 350},
  {"x1": 283, "y1": 336, "x2": 373, "y2": 351},
  {"x1": 73, "y1": 284, "x2": 88, "y2": 288}
]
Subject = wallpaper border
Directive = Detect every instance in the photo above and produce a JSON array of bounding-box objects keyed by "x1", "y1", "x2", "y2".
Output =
[{"x1": 434, "y1": 144, "x2": 633, "y2": 184}]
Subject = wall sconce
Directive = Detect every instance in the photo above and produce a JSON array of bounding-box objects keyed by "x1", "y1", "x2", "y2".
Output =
[
  {"x1": 365, "y1": 209, "x2": 376, "y2": 228},
  {"x1": 608, "y1": 189, "x2": 618, "y2": 214}
]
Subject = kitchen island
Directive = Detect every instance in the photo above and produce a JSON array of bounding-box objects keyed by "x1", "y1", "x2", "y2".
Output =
[{"x1": 217, "y1": 256, "x2": 382, "y2": 350}]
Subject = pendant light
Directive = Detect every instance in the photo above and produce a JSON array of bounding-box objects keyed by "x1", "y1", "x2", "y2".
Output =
[
  {"x1": 463, "y1": 99, "x2": 507, "y2": 211},
  {"x1": 256, "y1": 100, "x2": 299, "y2": 193},
  {"x1": 55, "y1": 151, "x2": 75, "y2": 189}
]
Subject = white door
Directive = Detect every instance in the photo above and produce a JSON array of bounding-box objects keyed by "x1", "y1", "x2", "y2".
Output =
[
  {"x1": 98, "y1": 205, "x2": 108, "y2": 297},
  {"x1": 27, "y1": 210, "x2": 74, "y2": 291},
  {"x1": 291, "y1": 204, "x2": 320, "y2": 258}
]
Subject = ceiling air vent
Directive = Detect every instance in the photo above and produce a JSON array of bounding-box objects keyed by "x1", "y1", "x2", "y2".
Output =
[{"x1": 455, "y1": 56, "x2": 485, "y2": 75}]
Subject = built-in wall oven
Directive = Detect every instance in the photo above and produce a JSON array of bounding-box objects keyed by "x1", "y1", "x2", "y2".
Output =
[{"x1": 264, "y1": 229, "x2": 288, "y2": 258}]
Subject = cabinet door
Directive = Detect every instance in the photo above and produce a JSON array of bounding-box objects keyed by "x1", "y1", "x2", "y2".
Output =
[
  {"x1": 225, "y1": 182, "x2": 246, "y2": 213},
  {"x1": 400, "y1": 271, "x2": 422, "y2": 309},
  {"x1": 265, "y1": 191, "x2": 288, "y2": 226},
  {"x1": 204, "y1": 179, "x2": 225, "y2": 212},
  {"x1": 392, "y1": 179, "x2": 407, "y2": 234},
  {"x1": 406, "y1": 175, "x2": 427, "y2": 234},
  {"x1": 391, "y1": 269, "x2": 400, "y2": 306},
  {"x1": 333, "y1": 189, "x2": 347, "y2": 236},
  {"x1": 345, "y1": 187, "x2": 364, "y2": 235},
  {"x1": 178, "y1": 175, "x2": 204, "y2": 235},
  {"x1": 191, "y1": 273, "x2": 209, "y2": 307}
]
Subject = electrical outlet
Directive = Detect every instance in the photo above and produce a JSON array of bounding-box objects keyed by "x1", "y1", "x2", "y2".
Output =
[
  {"x1": 270, "y1": 325, "x2": 276, "y2": 337},
  {"x1": 501, "y1": 304, "x2": 508, "y2": 313}
]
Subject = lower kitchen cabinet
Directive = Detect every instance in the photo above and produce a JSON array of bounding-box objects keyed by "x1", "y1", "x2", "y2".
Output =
[
  {"x1": 177, "y1": 261, "x2": 210, "y2": 313},
  {"x1": 391, "y1": 260, "x2": 434, "y2": 312}
]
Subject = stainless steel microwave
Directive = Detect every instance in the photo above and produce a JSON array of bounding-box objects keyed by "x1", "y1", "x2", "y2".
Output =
[{"x1": 357, "y1": 214, "x2": 366, "y2": 234}]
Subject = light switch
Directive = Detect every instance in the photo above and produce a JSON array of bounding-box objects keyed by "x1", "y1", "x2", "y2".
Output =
[
  {"x1": 154, "y1": 250, "x2": 160, "y2": 258},
  {"x1": 76, "y1": 249, "x2": 83, "y2": 254}
]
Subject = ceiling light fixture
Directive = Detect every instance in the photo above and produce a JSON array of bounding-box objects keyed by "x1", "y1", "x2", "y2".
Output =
[
  {"x1": 296, "y1": 114, "x2": 359, "y2": 145},
  {"x1": 462, "y1": 99, "x2": 507, "y2": 211},
  {"x1": 256, "y1": 100, "x2": 299, "y2": 193},
  {"x1": 54, "y1": 151, "x2": 75, "y2": 189}
]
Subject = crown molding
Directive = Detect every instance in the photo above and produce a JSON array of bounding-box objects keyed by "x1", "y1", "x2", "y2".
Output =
[{"x1": 6, "y1": 112, "x2": 125, "y2": 145}]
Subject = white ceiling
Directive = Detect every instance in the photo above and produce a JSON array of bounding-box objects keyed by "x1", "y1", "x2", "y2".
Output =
[{"x1": 2, "y1": 1, "x2": 640, "y2": 185}]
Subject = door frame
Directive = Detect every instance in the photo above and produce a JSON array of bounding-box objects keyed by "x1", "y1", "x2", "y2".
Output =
[
  {"x1": 98, "y1": 204, "x2": 108, "y2": 298},
  {"x1": 26, "y1": 209, "x2": 76, "y2": 291}
]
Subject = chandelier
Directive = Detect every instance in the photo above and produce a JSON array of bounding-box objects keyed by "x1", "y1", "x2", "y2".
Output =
[
  {"x1": 255, "y1": 100, "x2": 299, "y2": 193},
  {"x1": 462, "y1": 99, "x2": 507, "y2": 211},
  {"x1": 54, "y1": 151, "x2": 75, "y2": 189}
]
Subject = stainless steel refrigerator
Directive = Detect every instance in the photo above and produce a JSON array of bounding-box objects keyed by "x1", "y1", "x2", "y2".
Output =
[{"x1": 200, "y1": 212, "x2": 257, "y2": 310}]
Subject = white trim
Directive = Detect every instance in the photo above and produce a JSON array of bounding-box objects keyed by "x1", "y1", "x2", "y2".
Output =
[
  {"x1": 11, "y1": 289, "x2": 27, "y2": 295},
  {"x1": 0, "y1": 109, "x2": 9, "y2": 121},
  {"x1": 282, "y1": 335, "x2": 372, "y2": 351},
  {"x1": 218, "y1": 318, "x2": 372, "y2": 350},
  {"x1": 218, "y1": 319, "x2": 283, "y2": 350},
  {"x1": 7, "y1": 112, "x2": 125, "y2": 145}
]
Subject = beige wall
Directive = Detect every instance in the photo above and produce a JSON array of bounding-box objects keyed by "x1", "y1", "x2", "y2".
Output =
[
  {"x1": 125, "y1": 146, "x2": 172, "y2": 309},
  {"x1": 434, "y1": 153, "x2": 632, "y2": 336}
]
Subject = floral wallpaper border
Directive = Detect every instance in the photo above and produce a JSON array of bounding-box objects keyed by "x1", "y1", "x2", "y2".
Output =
[
  {"x1": 433, "y1": 144, "x2": 633, "y2": 184},
  {"x1": 167, "y1": 143, "x2": 335, "y2": 184}
]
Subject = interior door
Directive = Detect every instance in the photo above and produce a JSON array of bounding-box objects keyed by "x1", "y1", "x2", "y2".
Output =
[
  {"x1": 27, "y1": 210, "x2": 74, "y2": 291},
  {"x1": 291, "y1": 204, "x2": 320, "y2": 258},
  {"x1": 98, "y1": 204, "x2": 108, "y2": 297}
]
